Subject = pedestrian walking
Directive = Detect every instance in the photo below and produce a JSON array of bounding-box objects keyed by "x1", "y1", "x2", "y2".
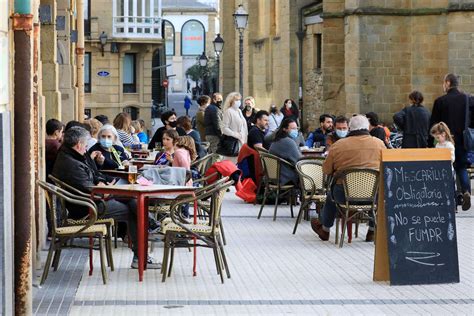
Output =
[
  {"x1": 393, "y1": 90, "x2": 431, "y2": 148},
  {"x1": 430, "y1": 73, "x2": 474, "y2": 211},
  {"x1": 184, "y1": 95, "x2": 192, "y2": 116}
]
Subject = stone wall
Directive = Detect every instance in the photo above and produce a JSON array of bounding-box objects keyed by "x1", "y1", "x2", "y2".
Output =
[{"x1": 319, "y1": 0, "x2": 474, "y2": 126}]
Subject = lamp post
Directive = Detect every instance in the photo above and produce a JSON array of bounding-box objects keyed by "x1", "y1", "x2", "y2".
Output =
[
  {"x1": 233, "y1": 5, "x2": 248, "y2": 97},
  {"x1": 213, "y1": 33, "x2": 224, "y2": 92},
  {"x1": 199, "y1": 52, "x2": 208, "y2": 96},
  {"x1": 99, "y1": 31, "x2": 108, "y2": 56}
]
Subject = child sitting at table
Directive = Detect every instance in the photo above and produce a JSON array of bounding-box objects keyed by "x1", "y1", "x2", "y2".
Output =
[
  {"x1": 170, "y1": 136, "x2": 197, "y2": 186},
  {"x1": 153, "y1": 129, "x2": 179, "y2": 166}
]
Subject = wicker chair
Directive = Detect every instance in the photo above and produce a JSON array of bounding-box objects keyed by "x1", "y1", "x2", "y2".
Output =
[
  {"x1": 257, "y1": 152, "x2": 296, "y2": 221},
  {"x1": 160, "y1": 179, "x2": 234, "y2": 283},
  {"x1": 253, "y1": 146, "x2": 269, "y2": 205},
  {"x1": 333, "y1": 169, "x2": 379, "y2": 248},
  {"x1": 48, "y1": 175, "x2": 118, "y2": 248},
  {"x1": 38, "y1": 181, "x2": 113, "y2": 285},
  {"x1": 191, "y1": 153, "x2": 223, "y2": 176},
  {"x1": 293, "y1": 159, "x2": 326, "y2": 234}
]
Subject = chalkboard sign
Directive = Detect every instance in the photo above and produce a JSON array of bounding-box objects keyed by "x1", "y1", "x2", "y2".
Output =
[{"x1": 374, "y1": 149, "x2": 460, "y2": 285}]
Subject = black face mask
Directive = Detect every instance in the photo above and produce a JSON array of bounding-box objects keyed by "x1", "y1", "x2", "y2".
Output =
[
  {"x1": 270, "y1": 108, "x2": 277, "y2": 114},
  {"x1": 245, "y1": 105, "x2": 252, "y2": 112},
  {"x1": 168, "y1": 121, "x2": 178, "y2": 128},
  {"x1": 215, "y1": 100, "x2": 222, "y2": 107}
]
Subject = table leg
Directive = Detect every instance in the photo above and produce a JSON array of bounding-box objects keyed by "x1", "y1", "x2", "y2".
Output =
[
  {"x1": 193, "y1": 199, "x2": 197, "y2": 276},
  {"x1": 137, "y1": 194, "x2": 146, "y2": 281}
]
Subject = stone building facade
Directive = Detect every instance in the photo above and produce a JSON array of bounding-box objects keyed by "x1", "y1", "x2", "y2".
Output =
[
  {"x1": 220, "y1": 0, "x2": 474, "y2": 131},
  {"x1": 84, "y1": 0, "x2": 165, "y2": 130},
  {"x1": 162, "y1": 0, "x2": 217, "y2": 93}
]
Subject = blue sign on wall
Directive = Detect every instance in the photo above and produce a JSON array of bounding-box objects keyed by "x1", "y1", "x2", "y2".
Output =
[{"x1": 97, "y1": 71, "x2": 110, "y2": 77}]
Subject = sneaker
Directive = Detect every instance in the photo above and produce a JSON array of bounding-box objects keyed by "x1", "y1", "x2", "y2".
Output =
[
  {"x1": 462, "y1": 192, "x2": 471, "y2": 211},
  {"x1": 131, "y1": 256, "x2": 162, "y2": 269},
  {"x1": 365, "y1": 230, "x2": 375, "y2": 242},
  {"x1": 310, "y1": 219, "x2": 329, "y2": 241}
]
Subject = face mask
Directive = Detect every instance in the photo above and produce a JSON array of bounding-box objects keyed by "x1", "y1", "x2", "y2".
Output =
[
  {"x1": 270, "y1": 107, "x2": 277, "y2": 114},
  {"x1": 335, "y1": 129, "x2": 348, "y2": 138},
  {"x1": 215, "y1": 100, "x2": 222, "y2": 107},
  {"x1": 286, "y1": 103, "x2": 292, "y2": 109},
  {"x1": 245, "y1": 105, "x2": 252, "y2": 111},
  {"x1": 288, "y1": 129, "x2": 298, "y2": 139},
  {"x1": 168, "y1": 121, "x2": 178, "y2": 128},
  {"x1": 100, "y1": 138, "x2": 114, "y2": 148},
  {"x1": 234, "y1": 100, "x2": 241, "y2": 109}
]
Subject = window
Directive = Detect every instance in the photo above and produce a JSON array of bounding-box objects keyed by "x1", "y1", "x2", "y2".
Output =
[
  {"x1": 123, "y1": 53, "x2": 137, "y2": 93},
  {"x1": 163, "y1": 20, "x2": 175, "y2": 56},
  {"x1": 124, "y1": 106, "x2": 139, "y2": 120},
  {"x1": 181, "y1": 20, "x2": 205, "y2": 56},
  {"x1": 315, "y1": 34, "x2": 322, "y2": 69},
  {"x1": 85, "y1": 52, "x2": 91, "y2": 93},
  {"x1": 84, "y1": 0, "x2": 91, "y2": 36},
  {"x1": 84, "y1": 109, "x2": 92, "y2": 119}
]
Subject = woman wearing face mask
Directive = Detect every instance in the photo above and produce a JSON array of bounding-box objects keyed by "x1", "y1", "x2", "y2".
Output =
[
  {"x1": 242, "y1": 96, "x2": 257, "y2": 131},
  {"x1": 222, "y1": 92, "x2": 248, "y2": 160},
  {"x1": 269, "y1": 118, "x2": 302, "y2": 185},
  {"x1": 268, "y1": 104, "x2": 284, "y2": 133},
  {"x1": 88, "y1": 124, "x2": 130, "y2": 170},
  {"x1": 281, "y1": 99, "x2": 299, "y2": 125}
]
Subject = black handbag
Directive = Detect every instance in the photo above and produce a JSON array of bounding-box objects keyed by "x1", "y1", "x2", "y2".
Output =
[
  {"x1": 463, "y1": 94, "x2": 474, "y2": 151},
  {"x1": 217, "y1": 135, "x2": 240, "y2": 156}
]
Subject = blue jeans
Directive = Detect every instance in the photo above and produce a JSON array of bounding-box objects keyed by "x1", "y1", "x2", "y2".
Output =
[
  {"x1": 321, "y1": 184, "x2": 374, "y2": 230},
  {"x1": 454, "y1": 145, "x2": 471, "y2": 194}
]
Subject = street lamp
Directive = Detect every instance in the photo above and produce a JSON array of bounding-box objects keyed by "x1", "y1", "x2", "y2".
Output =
[
  {"x1": 199, "y1": 52, "x2": 208, "y2": 95},
  {"x1": 99, "y1": 31, "x2": 108, "y2": 56},
  {"x1": 233, "y1": 5, "x2": 248, "y2": 97},
  {"x1": 213, "y1": 33, "x2": 225, "y2": 92}
]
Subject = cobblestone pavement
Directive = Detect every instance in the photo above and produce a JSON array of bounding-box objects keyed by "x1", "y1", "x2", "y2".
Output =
[{"x1": 35, "y1": 190, "x2": 474, "y2": 315}]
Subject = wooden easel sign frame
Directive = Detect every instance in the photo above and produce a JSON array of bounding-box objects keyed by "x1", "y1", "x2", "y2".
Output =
[{"x1": 373, "y1": 149, "x2": 460, "y2": 285}]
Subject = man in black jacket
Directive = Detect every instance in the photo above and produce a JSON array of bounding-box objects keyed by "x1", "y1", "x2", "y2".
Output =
[
  {"x1": 431, "y1": 73, "x2": 474, "y2": 211},
  {"x1": 204, "y1": 93, "x2": 224, "y2": 153},
  {"x1": 52, "y1": 127, "x2": 161, "y2": 268}
]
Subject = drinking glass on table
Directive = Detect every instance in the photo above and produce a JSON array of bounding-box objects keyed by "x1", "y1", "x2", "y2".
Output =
[
  {"x1": 155, "y1": 142, "x2": 162, "y2": 151},
  {"x1": 128, "y1": 165, "x2": 138, "y2": 184},
  {"x1": 313, "y1": 142, "x2": 320, "y2": 149}
]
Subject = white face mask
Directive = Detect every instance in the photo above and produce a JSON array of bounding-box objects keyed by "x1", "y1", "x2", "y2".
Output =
[{"x1": 234, "y1": 100, "x2": 241, "y2": 109}]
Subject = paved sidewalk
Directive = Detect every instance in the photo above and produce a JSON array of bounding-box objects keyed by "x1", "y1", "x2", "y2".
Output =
[{"x1": 35, "y1": 190, "x2": 474, "y2": 315}]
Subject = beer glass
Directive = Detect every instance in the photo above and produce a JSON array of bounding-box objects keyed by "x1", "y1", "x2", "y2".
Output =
[{"x1": 128, "y1": 165, "x2": 138, "y2": 184}]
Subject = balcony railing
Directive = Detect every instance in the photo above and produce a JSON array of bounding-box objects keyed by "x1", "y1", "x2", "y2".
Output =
[{"x1": 113, "y1": 16, "x2": 162, "y2": 38}]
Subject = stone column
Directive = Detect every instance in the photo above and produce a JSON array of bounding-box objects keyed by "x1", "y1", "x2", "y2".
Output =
[{"x1": 40, "y1": 0, "x2": 62, "y2": 120}]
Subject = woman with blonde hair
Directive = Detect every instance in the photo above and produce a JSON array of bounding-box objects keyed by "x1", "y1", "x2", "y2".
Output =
[
  {"x1": 242, "y1": 96, "x2": 257, "y2": 131},
  {"x1": 84, "y1": 118, "x2": 103, "y2": 150},
  {"x1": 220, "y1": 92, "x2": 248, "y2": 159},
  {"x1": 113, "y1": 112, "x2": 140, "y2": 147}
]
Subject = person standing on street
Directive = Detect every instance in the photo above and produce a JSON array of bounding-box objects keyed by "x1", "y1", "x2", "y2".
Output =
[
  {"x1": 204, "y1": 93, "x2": 224, "y2": 153},
  {"x1": 222, "y1": 92, "x2": 248, "y2": 159},
  {"x1": 431, "y1": 73, "x2": 474, "y2": 211},
  {"x1": 195, "y1": 95, "x2": 211, "y2": 141},
  {"x1": 393, "y1": 91, "x2": 431, "y2": 148}
]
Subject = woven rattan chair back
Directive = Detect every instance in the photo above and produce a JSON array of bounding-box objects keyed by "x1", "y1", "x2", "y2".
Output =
[
  {"x1": 341, "y1": 169, "x2": 379, "y2": 203},
  {"x1": 210, "y1": 180, "x2": 234, "y2": 230},
  {"x1": 260, "y1": 152, "x2": 280, "y2": 183},
  {"x1": 38, "y1": 180, "x2": 97, "y2": 235},
  {"x1": 192, "y1": 153, "x2": 223, "y2": 176},
  {"x1": 296, "y1": 160, "x2": 325, "y2": 193}
]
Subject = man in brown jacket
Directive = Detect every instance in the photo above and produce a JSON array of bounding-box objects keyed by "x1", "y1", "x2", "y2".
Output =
[{"x1": 312, "y1": 115, "x2": 385, "y2": 242}]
